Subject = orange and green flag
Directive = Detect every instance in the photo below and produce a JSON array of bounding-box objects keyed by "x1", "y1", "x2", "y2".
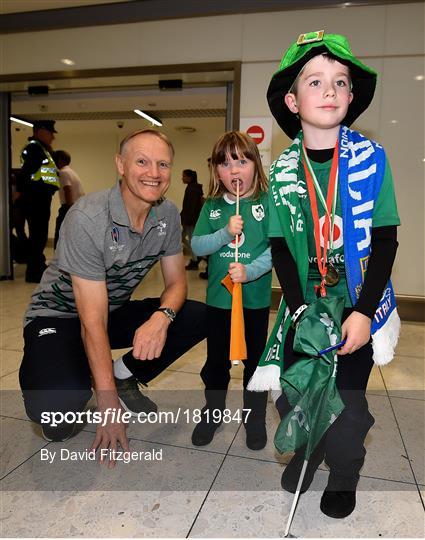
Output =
[{"x1": 221, "y1": 274, "x2": 247, "y2": 361}]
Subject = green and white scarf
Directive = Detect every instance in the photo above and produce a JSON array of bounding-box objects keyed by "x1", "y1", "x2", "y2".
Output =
[
  {"x1": 248, "y1": 132, "x2": 309, "y2": 391},
  {"x1": 248, "y1": 129, "x2": 399, "y2": 392}
]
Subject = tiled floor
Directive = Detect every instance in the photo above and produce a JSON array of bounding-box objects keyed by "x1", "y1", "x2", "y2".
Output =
[{"x1": 1, "y1": 254, "x2": 424, "y2": 537}]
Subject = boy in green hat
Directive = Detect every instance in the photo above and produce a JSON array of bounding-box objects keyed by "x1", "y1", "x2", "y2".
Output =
[{"x1": 249, "y1": 31, "x2": 400, "y2": 518}]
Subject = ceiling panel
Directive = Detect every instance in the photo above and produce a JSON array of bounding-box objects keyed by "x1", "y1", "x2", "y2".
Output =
[
  {"x1": 17, "y1": 109, "x2": 226, "y2": 121},
  {"x1": 0, "y1": 0, "x2": 128, "y2": 14},
  {"x1": 3, "y1": 1, "x2": 417, "y2": 35},
  {"x1": 11, "y1": 85, "x2": 227, "y2": 121},
  {"x1": 3, "y1": 70, "x2": 234, "y2": 93}
]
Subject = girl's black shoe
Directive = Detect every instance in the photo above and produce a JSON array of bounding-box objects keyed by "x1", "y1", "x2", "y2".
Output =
[
  {"x1": 243, "y1": 389, "x2": 268, "y2": 450},
  {"x1": 245, "y1": 424, "x2": 267, "y2": 450},
  {"x1": 191, "y1": 413, "x2": 222, "y2": 446}
]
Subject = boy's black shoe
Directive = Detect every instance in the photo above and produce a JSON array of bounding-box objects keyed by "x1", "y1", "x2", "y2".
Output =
[
  {"x1": 281, "y1": 452, "x2": 317, "y2": 494},
  {"x1": 185, "y1": 260, "x2": 199, "y2": 270},
  {"x1": 281, "y1": 438, "x2": 326, "y2": 493},
  {"x1": 320, "y1": 489, "x2": 356, "y2": 518},
  {"x1": 191, "y1": 407, "x2": 222, "y2": 446},
  {"x1": 115, "y1": 376, "x2": 157, "y2": 416}
]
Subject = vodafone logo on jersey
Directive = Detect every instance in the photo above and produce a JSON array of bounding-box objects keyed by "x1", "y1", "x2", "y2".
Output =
[
  {"x1": 228, "y1": 232, "x2": 245, "y2": 250},
  {"x1": 319, "y1": 215, "x2": 343, "y2": 249}
]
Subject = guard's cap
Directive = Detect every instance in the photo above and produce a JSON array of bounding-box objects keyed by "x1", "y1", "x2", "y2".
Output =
[{"x1": 33, "y1": 120, "x2": 57, "y2": 133}]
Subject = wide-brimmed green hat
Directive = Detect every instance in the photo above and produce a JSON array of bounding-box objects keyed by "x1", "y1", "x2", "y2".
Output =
[{"x1": 267, "y1": 31, "x2": 377, "y2": 139}]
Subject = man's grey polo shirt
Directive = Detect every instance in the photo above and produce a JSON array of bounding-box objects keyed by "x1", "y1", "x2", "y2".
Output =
[{"x1": 25, "y1": 182, "x2": 182, "y2": 323}]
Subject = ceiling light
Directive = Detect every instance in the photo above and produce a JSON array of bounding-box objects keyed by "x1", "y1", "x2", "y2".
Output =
[
  {"x1": 61, "y1": 58, "x2": 75, "y2": 66},
  {"x1": 10, "y1": 116, "x2": 33, "y2": 127},
  {"x1": 341, "y1": 2, "x2": 351, "y2": 7},
  {"x1": 134, "y1": 109, "x2": 162, "y2": 127},
  {"x1": 414, "y1": 75, "x2": 424, "y2": 81},
  {"x1": 175, "y1": 126, "x2": 196, "y2": 133},
  {"x1": 390, "y1": 119, "x2": 398, "y2": 124}
]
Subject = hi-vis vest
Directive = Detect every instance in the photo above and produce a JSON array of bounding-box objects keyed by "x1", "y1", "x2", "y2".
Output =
[{"x1": 21, "y1": 140, "x2": 60, "y2": 188}]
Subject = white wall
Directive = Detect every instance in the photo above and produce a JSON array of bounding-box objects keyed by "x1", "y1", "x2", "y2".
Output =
[
  {"x1": 11, "y1": 116, "x2": 225, "y2": 238},
  {"x1": 4, "y1": 2, "x2": 424, "y2": 295}
]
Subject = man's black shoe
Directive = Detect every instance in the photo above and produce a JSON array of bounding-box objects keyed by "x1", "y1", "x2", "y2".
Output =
[
  {"x1": 199, "y1": 271, "x2": 208, "y2": 280},
  {"x1": 41, "y1": 408, "x2": 93, "y2": 442},
  {"x1": 115, "y1": 376, "x2": 157, "y2": 416},
  {"x1": 320, "y1": 489, "x2": 356, "y2": 518},
  {"x1": 42, "y1": 422, "x2": 77, "y2": 442}
]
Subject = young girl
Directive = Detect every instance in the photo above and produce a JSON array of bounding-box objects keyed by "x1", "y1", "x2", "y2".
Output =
[{"x1": 191, "y1": 131, "x2": 272, "y2": 450}]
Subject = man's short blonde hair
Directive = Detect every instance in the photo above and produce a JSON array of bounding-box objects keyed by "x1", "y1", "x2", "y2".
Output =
[{"x1": 119, "y1": 129, "x2": 175, "y2": 159}]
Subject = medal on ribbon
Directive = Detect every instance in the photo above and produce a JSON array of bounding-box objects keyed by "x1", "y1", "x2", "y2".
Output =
[{"x1": 302, "y1": 142, "x2": 340, "y2": 297}]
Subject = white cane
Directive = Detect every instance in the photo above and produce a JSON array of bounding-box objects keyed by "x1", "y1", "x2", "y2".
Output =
[{"x1": 283, "y1": 459, "x2": 308, "y2": 537}]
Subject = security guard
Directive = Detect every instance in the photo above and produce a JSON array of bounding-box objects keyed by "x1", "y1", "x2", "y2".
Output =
[{"x1": 17, "y1": 120, "x2": 60, "y2": 283}]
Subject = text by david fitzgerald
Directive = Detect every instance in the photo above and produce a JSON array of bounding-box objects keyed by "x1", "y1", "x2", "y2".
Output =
[{"x1": 40, "y1": 448, "x2": 163, "y2": 464}]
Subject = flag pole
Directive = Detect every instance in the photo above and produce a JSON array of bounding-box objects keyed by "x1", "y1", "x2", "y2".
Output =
[
  {"x1": 235, "y1": 180, "x2": 240, "y2": 262},
  {"x1": 284, "y1": 459, "x2": 308, "y2": 538},
  {"x1": 232, "y1": 182, "x2": 241, "y2": 366}
]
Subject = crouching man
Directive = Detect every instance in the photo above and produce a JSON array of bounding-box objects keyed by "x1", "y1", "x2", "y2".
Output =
[{"x1": 19, "y1": 129, "x2": 206, "y2": 461}]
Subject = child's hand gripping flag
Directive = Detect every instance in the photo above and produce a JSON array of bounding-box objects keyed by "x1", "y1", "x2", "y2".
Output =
[{"x1": 221, "y1": 181, "x2": 247, "y2": 363}]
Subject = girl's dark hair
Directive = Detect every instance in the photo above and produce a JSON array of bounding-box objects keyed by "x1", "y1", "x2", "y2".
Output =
[{"x1": 208, "y1": 131, "x2": 268, "y2": 200}]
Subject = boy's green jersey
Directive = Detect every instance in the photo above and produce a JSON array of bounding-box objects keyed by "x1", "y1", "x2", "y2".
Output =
[
  {"x1": 194, "y1": 192, "x2": 272, "y2": 309},
  {"x1": 269, "y1": 157, "x2": 400, "y2": 307}
]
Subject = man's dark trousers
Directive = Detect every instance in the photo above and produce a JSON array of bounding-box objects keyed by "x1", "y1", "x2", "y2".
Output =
[{"x1": 19, "y1": 298, "x2": 206, "y2": 423}]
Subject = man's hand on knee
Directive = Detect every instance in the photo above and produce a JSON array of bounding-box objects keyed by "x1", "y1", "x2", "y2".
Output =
[{"x1": 132, "y1": 312, "x2": 170, "y2": 360}]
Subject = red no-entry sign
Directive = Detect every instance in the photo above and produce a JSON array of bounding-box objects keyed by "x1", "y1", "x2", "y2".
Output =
[{"x1": 246, "y1": 125, "x2": 265, "y2": 145}]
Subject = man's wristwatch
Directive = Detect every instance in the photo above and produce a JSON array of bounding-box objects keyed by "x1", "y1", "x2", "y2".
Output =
[{"x1": 155, "y1": 307, "x2": 176, "y2": 322}]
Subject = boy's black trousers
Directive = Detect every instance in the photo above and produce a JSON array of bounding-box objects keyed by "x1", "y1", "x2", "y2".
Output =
[{"x1": 276, "y1": 307, "x2": 375, "y2": 487}]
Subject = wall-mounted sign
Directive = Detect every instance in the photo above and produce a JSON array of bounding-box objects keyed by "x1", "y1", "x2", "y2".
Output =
[{"x1": 240, "y1": 117, "x2": 273, "y2": 168}]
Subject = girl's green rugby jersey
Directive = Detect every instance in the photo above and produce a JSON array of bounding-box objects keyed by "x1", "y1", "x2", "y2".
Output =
[{"x1": 194, "y1": 192, "x2": 272, "y2": 309}]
